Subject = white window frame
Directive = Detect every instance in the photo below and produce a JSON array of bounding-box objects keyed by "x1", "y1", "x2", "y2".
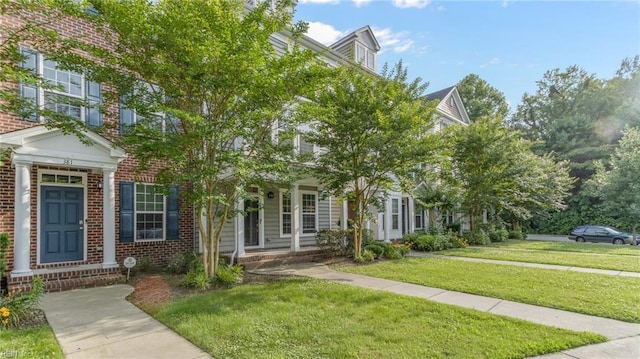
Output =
[
  {"x1": 301, "y1": 191, "x2": 318, "y2": 235},
  {"x1": 21, "y1": 49, "x2": 100, "y2": 125},
  {"x1": 279, "y1": 189, "x2": 318, "y2": 238},
  {"x1": 366, "y1": 50, "x2": 375, "y2": 70},
  {"x1": 279, "y1": 190, "x2": 292, "y2": 237},
  {"x1": 391, "y1": 198, "x2": 400, "y2": 230},
  {"x1": 355, "y1": 43, "x2": 366, "y2": 65},
  {"x1": 415, "y1": 210, "x2": 423, "y2": 230},
  {"x1": 134, "y1": 183, "x2": 166, "y2": 242}
]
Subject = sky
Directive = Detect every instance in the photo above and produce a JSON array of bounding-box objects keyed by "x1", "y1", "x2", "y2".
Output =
[{"x1": 293, "y1": 0, "x2": 640, "y2": 111}]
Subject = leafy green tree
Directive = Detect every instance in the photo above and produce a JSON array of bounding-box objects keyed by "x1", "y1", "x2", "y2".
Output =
[
  {"x1": 414, "y1": 179, "x2": 460, "y2": 232},
  {"x1": 302, "y1": 62, "x2": 438, "y2": 259},
  {"x1": 588, "y1": 127, "x2": 640, "y2": 244},
  {"x1": 457, "y1": 73, "x2": 509, "y2": 122},
  {"x1": 0, "y1": 0, "x2": 321, "y2": 278},
  {"x1": 442, "y1": 117, "x2": 572, "y2": 230}
]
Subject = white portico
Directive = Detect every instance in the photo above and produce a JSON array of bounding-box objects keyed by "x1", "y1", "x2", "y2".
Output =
[{"x1": 0, "y1": 126, "x2": 126, "y2": 278}]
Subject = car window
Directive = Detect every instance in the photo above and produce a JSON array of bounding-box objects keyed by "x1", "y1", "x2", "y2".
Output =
[{"x1": 584, "y1": 228, "x2": 597, "y2": 235}]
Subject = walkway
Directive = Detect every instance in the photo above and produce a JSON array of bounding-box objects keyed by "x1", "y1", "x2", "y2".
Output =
[
  {"x1": 251, "y1": 262, "x2": 640, "y2": 359},
  {"x1": 40, "y1": 285, "x2": 211, "y2": 359}
]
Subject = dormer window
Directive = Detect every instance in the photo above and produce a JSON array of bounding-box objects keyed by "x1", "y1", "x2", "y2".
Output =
[
  {"x1": 356, "y1": 44, "x2": 365, "y2": 65},
  {"x1": 367, "y1": 52, "x2": 375, "y2": 69}
]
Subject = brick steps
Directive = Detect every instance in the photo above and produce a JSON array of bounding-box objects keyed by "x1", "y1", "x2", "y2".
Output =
[{"x1": 235, "y1": 249, "x2": 327, "y2": 271}]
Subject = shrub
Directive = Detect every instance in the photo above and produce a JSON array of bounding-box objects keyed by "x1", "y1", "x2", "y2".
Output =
[
  {"x1": 412, "y1": 234, "x2": 445, "y2": 252},
  {"x1": 385, "y1": 246, "x2": 403, "y2": 260},
  {"x1": 464, "y1": 230, "x2": 490, "y2": 246},
  {"x1": 393, "y1": 242, "x2": 412, "y2": 256},
  {"x1": 182, "y1": 257, "x2": 210, "y2": 290},
  {"x1": 215, "y1": 260, "x2": 244, "y2": 288},
  {"x1": 364, "y1": 242, "x2": 387, "y2": 259},
  {"x1": 355, "y1": 249, "x2": 375, "y2": 263},
  {"x1": 508, "y1": 230, "x2": 525, "y2": 240},
  {"x1": 489, "y1": 229, "x2": 509, "y2": 243},
  {"x1": 1, "y1": 277, "x2": 44, "y2": 329},
  {"x1": 0, "y1": 233, "x2": 9, "y2": 295},
  {"x1": 137, "y1": 256, "x2": 156, "y2": 273},
  {"x1": 316, "y1": 229, "x2": 349, "y2": 257},
  {"x1": 446, "y1": 232, "x2": 468, "y2": 248},
  {"x1": 166, "y1": 251, "x2": 197, "y2": 274}
]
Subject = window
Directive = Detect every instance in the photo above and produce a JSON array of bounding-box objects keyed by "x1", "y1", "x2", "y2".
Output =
[
  {"x1": 415, "y1": 212, "x2": 423, "y2": 229},
  {"x1": 280, "y1": 190, "x2": 318, "y2": 236},
  {"x1": 20, "y1": 49, "x2": 102, "y2": 126},
  {"x1": 366, "y1": 51, "x2": 375, "y2": 70},
  {"x1": 281, "y1": 191, "x2": 292, "y2": 235},
  {"x1": 302, "y1": 193, "x2": 317, "y2": 234},
  {"x1": 299, "y1": 135, "x2": 315, "y2": 155},
  {"x1": 119, "y1": 82, "x2": 179, "y2": 134},
  {"x1": 136, "y1": 184, "x2": 164, "y2": 240},
  {"x1": 391, "y1": 198, "x2": 399, "y2": 230},
  {"x1": 356, "y1": 44, "x2": 365, "y2": 64}
]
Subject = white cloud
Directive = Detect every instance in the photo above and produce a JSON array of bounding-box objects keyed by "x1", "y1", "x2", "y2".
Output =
[
  {"x1": 480, "y1": 57, "x2": 501, "y2": 68},
  {"x1": 305, "y1": 22, "x2": 349, "y2": 45},
  {"x1": 298, "y1": 0, "x2": 340, "y2": 4},
  {"x1": 372, "y1": 27, "x2": 415, "y2": 54},
  {"x1": 392, "y1": 0, "x2": 430, "y2": 9},
  {"x1": 437, "y1": 5, "x2": 445, "y2": 11},
  {"x1": 501, "y1": 0, "x2": 509, "y2": 7},
  {"x1": 353, "y1": 0, "x2": 372, "y2": 7}
]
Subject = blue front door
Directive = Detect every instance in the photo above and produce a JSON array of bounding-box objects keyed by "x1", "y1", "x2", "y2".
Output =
[{"x1": 41, "y1": 186, "x2": 84, "y2": 263}]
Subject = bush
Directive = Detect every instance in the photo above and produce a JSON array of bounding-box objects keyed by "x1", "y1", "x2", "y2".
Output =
[
  {"x1": 215, "y1": 260, "x2": 244, "y2": 288},
  {"x1": 137, "y1": 256, "x2": 156, "y2": 273},
  {"x1": 0, "y1": 233, "x2": 9, "y2": 295},
  {"x1": 355, "y1": 249, "x2": 375, "y2": 263},
  {"x1": 1, "y1": 277, "x2": 44, "y2": 329},
  {"x1": 316, "y1": 229, "x2": 349, "y2": 257},
  {"x1": 182, "y1": 257, "x2": 210, "y2": 290},
  {"x1": 166, "y1": 251, "x2": 197, "y2": 274},
  {"x1": 464, "y1": 230, "x2": 490, "y2": 246},
  {"x1": 508, "y1": 230, "x2": 525, "y2": 240},
  {"x1": 489, "y1": 229, "x2": 509, "y2": 243},
  {"x1": 385, "y1": 246, "x2": 403, "y2": 260},
  {"x1": 446, "y1": 233, "x2": 468, "y2": 249},
  {"x1": 364, "y1": 242, "x2": 387, "y2": 259},
  {"x1": 393, "y1": 242, "x2": 412, "y2": 257}
]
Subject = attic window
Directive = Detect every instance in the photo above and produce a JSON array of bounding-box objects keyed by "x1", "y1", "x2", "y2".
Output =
[
  {"x1": 356, "y1": 44, "x2": 365, "y2": 64},
  {"x1": 449, "y1": 97, "x2": 455, "y2": 106},
  {"x1": 366, "y1": 52, "x2": 374, "y2": 70}
]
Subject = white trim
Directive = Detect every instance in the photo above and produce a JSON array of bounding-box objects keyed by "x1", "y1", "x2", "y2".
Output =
[
  {"x1": 133, "y1": 183, "x2": 166, "y2": 242},
  {"x1": 279, "y1": 188, "x2": 319, "y2": 238},
  {"x1": 36, "y1": 169, "x2": 88, "y2": 265}
]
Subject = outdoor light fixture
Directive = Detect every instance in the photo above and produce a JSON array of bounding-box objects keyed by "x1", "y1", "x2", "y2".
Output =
[
  {"x1": 267, "y1": 191, "x2": 275, "y2": 199},
  {"x1": 97, "y1": 181, "x2": 103, "y2": 189}
]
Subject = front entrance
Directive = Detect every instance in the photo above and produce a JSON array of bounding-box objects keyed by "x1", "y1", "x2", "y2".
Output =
[
  {"x1": 244, "y1": 199, "x2": 260, "y2": 247},
  {"x1": 41, "y1": 186, "x2": 84, "y2": 263}
]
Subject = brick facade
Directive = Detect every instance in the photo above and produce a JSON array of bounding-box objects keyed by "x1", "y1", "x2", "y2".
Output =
[{"x1": 0, "y1": 7, "x2": 197, "y2": 292}]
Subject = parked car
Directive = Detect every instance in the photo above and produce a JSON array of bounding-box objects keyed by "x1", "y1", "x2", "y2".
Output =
[{"x1": 568, "y1": 225, "x2": 635, "y2": 245}]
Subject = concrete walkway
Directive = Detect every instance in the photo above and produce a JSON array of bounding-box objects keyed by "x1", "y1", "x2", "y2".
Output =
[
  {"x1": 410, "y1": 251, "x2": 640, "y2": 278},
  {"x1": 40, "y1": 285, "x2": 211, "y2": 359},
  {"x1": 251, "y1": 262, "x2": 640, "y2": 359}
]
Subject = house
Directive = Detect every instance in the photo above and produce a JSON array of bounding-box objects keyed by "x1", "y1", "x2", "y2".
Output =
[
  {"x1": 371, "y1": 86, "x2": 471, "y2": 241},
  {"x1": 0, "y1": 2, "x2": 385, "y2": 290}
]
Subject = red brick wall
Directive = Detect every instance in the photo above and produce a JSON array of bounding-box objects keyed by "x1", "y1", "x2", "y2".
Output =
[{"x1": 0, "y1": 5, "x2": 197, "y2": 289}]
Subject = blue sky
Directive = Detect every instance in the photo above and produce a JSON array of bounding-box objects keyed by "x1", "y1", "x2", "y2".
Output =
[{"x1": 294, "y1": 0, "x2": 640, "y2": 112}]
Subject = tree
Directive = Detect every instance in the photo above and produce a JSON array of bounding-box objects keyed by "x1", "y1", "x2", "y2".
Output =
[
  {"x1": 302, "y1": 62, "x2": 438, "y2": 259},
  {"x1": 414, "y1": 179, "x2": 460, "y2": 232},
  {"x1": 588, "y1": 127, "x2": 640, "y2": 244},
  {"x1": 457, "y1": 74, "x2": 509, "y2": 122},
  {"x1": 0, "y1": 0, "x2": 321, "y2": 278},
  {"x1": 442, "y1": 117, "x2": 572, "y2": 230}
]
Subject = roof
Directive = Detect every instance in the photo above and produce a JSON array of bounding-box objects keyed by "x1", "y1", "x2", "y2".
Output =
[
  {"x1": 424, "y1": 86, "x2": 456, "y2": 101},
  {"x1": 329, "y1": 25, "x2": 381, "y2": 52}
]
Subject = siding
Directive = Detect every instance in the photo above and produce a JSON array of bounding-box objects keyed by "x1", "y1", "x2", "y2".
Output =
[
  {"x1": 318, "y1": 196, "x2": 330, "y2": 230},
  {"x1": 264, "y1": 188, "x2": 290, "y2": 249},
  {"x1": 218, "y1": 217, "x2": 236, "y2": 253}
]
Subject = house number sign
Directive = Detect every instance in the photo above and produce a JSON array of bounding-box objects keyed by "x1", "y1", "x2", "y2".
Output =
[{"x1": 124, "y1": 256, "x2": 137, "y2": 281}]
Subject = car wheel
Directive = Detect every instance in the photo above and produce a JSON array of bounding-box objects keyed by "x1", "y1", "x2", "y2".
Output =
[
  {"x1": 613, "y1": 238, "x2": 625, "y2": 245},
  {"x1": 576, "y1": 237, "x2": 585, "y2": 242}
]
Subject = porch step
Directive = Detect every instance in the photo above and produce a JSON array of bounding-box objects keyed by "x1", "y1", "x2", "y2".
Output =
[
  {"x1": 11, "y1": 273, "x2": 125, "y2": 293},
  {"x1": 236, "y1": 249, "x2": 327, "y2": 271}
]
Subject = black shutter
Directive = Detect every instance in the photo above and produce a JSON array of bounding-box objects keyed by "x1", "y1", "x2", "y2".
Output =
[
  {"x1": 119, "y1": 181, "x2": 135, "y2": 243},
  {"x1": 166, "y1": 185, "x2": 179, "y2": 240}
]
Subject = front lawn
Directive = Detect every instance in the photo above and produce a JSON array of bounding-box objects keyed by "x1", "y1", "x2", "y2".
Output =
[
  {"x1": 0, "y1": 324, "x2": 63, "y2": 359},
  {"x1": 439, "y1": 240, "x2": 640, "y2": 272},
  {"x1": 342, "y1": 257, "x2": 640, "y2": 322},
  {"x1": 154, "y1": 277, "x2": 604, "y2": 359}
]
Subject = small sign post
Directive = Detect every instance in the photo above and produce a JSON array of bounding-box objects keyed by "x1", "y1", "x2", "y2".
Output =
[{"x1": 124, "y1": 256, "x2": 137, "y2": 281}]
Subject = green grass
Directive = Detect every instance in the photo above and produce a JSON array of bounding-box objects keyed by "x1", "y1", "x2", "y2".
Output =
[
  {"x1": 439, "y1": 240, "x2": 640, "y2": 272},
  {"x1": 0, "y1": 324, "x2": 63, "y2": 359},
  {"x1": 342, "y1": 257, "x2": 640, "y2": 323},
  {"x1": 155, "y1": 278, "x2": 604, "y2": 359}
]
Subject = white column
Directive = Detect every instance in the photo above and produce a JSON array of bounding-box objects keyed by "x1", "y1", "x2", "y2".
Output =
[
  {"x1": 384, "y1": 198, "x2": 391, "y2": 243},
  {"x1": 408, "y1": 197, "x2": 415, "y2": 234},
  {"x1": 12, "y1": 162, "x2": 33, "y2": 276},
  {"x1": 236, "y1": 198, "x2": 245, "y2": 257},
  {"x1": 291, "y1": 184, "x2": 300, "y2": 251},
  {"x1": 328, "y1": 197, "x2": 333, "y2": 230},
  {"x1": 102, "y1": 169, "x2": 118, "y2": 268},
  {"x1": 341, "y1": 199, "x2": 348, "y2": 230}
]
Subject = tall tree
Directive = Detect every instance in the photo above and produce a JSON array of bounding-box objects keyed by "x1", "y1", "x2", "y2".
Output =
[
  {"x1": 588, "y1": 127, "x2": 640, "y2": 244},
  {"x1": 442, "y1": 117, "x2": 572, "y2": 230},
  {"x1": 457, "y1": 73, "x2": 509, "y2": 122},
  {"x1": 0, "y1": 0, "x2": 321, "y2": 278},
  {"x1": 303, "y1": 62, "x2": 438, "y2": 259}
]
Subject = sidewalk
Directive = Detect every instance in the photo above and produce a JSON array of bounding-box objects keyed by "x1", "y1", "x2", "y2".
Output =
[
  {"x1": 251, "y1": 262, "x2": 640, "y2": 359},
  {"x1": 40, "y1": 285, "x2": 211, "y2": 359}
]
